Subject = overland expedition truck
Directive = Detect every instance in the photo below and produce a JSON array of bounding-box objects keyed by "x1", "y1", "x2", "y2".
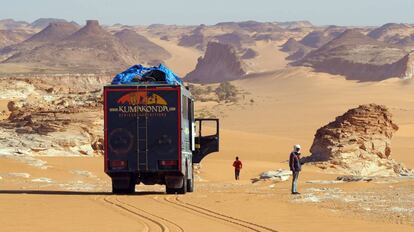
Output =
[{"x1": 104, "y1": 69, "x2": 219, "y2": 194}]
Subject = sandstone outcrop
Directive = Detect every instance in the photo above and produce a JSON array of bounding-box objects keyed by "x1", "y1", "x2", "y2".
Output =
[
  {"x1": 0, "y1": 77, "x2": 104, "y2": 157},
  {"x1": 304, "y1": 104, "x2": 411, "y2": 176},
  {"x1": 185, "y1": 42, "x2": 247, "y2": 83}
]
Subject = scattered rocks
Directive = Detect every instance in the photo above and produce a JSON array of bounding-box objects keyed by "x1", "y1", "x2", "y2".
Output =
[
  {"x1": 251, "y1": 169, "x2": 291, "y2": 183},
  {"x1": 304, "y1": 104, "x2": 412, "y2": 176},
  {"x1": 336, "y1": 175, "x2": 373, "y2": 182},
  {"x1": 31, "y1": 177, "x2": 53, "y2": 183},
  {"x1": 306, "y1": 180, "x2": 343, "y2": 184},
  {"x1": 5, "y1": 172, "x2": 31, "y2": 178},
  {"x1": 71, "y1": 170, "x2": 96, "y2": 178}
]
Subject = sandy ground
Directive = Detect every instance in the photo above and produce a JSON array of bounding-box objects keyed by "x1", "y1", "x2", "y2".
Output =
[
  {"x1": 0, "y1": 99, "x2": 9, "y2": 120},
  {"x1": 1, "y1": 155, "x2": 413, "y2": 232},
  {"x1": 243, "y1": 41, "x2": 289, "y2": 73}
]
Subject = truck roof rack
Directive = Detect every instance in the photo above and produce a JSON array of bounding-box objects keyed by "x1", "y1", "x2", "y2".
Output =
[{"x1": 111, "y1": 64, "x2": 183, "y2": 86}]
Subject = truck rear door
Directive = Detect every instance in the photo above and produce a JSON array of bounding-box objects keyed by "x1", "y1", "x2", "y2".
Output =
[{"x1": 104, "y1": 86, "x2": 180, "y2": 172}]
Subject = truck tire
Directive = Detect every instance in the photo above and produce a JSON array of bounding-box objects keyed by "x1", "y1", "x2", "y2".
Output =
[
  {"x1": 187, "y1": 167, "x2": 194, "y2": 193},
  {"x1": 177, "y1": 175, "x2": 187, "y2": 194},
  {"x1": 166, "y1": 179, "x2": 186, "y2": 194},
  {"x1": 112, "y1": 176, "x2": 136, "y2": 194},
  {"x1": 166, "y1": 187, "x2": 176, "y2": 194}
]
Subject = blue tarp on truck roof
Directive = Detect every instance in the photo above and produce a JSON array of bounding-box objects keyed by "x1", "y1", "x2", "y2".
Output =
[{"x1": 111, "y1": 64, "x2": 183, "y2": 85}]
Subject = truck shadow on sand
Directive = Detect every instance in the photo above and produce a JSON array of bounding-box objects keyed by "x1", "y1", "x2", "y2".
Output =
[{"x1": 0, "y1": 190, "x2": 165, "y2": 196}]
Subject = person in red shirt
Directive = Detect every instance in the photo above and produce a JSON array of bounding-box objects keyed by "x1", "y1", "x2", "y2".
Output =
[{"x1": 232, "y1": 156, "x2": 243, "y2": 180}]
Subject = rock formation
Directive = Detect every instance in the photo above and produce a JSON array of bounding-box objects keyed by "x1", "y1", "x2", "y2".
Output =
[
  {"x1": 25, "y1": 22, "x2": 79, "y2": 43},
  {"x1": 0, "y1": 77, "x2": 104, "y2": 157},
  {"x1": 281, "y1": 38, "x2": 312, "y2": 60},
  {"x1": 241, "y1": 48, "x2": 258, "y2": 59},
  {"x1": 304, "y1": 104, "x2": 411, "y2": 176},
  {"x1": 30, "y1": 18, "x2": 71, "y2": 29},
  {"x1": 185, "y1": 42, "x2": 247, "y2": 83},
  {"x1": 213, "y1": 31, "x2": 254, "y2": 50},
  {"x1": 0, "y1": 30, "x2": 32, "y2": 49},
  {"x1": 297, "y1": 29, "x2": 413, "y2": 81},
  {"x1": 178, "y1": 25, "x2": 207, "y2": 50},
  {"x1": 3, "y1": 20, "x2": 134, "y2": 72},
  {"x1": 367, "y1": 23, "x2": 414, "y2": 44}
]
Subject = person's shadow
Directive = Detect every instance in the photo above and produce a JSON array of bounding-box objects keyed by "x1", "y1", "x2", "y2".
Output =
[{"x1": 0, "y1": 190, "x2": 165, "y2": 196}]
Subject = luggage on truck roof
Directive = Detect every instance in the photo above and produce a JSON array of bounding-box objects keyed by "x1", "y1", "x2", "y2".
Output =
[{"x1": 111, "y1": 64, "x2": 183, "y2": 85}]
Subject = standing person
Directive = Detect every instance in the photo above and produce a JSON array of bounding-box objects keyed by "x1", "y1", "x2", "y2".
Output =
[
  {"x1": 233, "y1": 156, "x2": 243, "y2": 180},
  {"x1": 289, "y1": 145, "x2": 302, "y2": 194}
]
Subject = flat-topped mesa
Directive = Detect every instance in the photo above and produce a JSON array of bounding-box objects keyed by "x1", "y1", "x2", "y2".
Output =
[
  {"x1": 86, "y1": 20, "x2": 99, "y2": 27},
  {"x1": 304, "y1": 104, "x2": 412, "y2": 176},
  {"x1": 67, "y1": 20, "x2": 109, "y2": 39}
]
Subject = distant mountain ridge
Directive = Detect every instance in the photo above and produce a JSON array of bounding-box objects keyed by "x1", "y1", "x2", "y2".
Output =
[
  {"x1": 1, "y1": 20, "x2": 171, "y2": 73},
  {"x1": 296, "y1": 29, "x2": 413, "y2": 81}
]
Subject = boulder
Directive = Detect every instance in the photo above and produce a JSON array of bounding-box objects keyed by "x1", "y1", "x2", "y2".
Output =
[{"x1": 304, "y1": 104, "x2": 412, "y2": 176}]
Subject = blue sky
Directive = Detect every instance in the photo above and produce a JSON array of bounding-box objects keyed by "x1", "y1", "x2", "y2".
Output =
[{"x1": 1, "y1": 0, "x2": 413, "y2": 26}]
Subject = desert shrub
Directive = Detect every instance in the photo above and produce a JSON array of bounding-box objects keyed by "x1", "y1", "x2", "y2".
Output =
[{"x1": 215, "y1": 82, "x2": 237, "y2": 102}]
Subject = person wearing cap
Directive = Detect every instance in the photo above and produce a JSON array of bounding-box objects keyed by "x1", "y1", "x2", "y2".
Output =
[{"x1": 289, "y1": 144, "x2": 302, "y2": 194}]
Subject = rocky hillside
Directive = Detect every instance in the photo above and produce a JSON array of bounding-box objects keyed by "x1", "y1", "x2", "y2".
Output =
[
  {"x1": 0, "y1": 30, "x2": 31, "y2": 48},
  {"x1": 185, "y1": 42, "x2": 247, "y2": 83},
  {"x1": 281, "y1": 38, "x2": 312, "y2": 60},
  {"x1": 25, "y1": 22, "x2": 80, "y2": 43},
  {"x1": 0, "y1": 19, "x2": 30, "y2": 30},
  {"x1": 296, "y1": 29, "x2": 413, "y2": 81},
  {"x1": 304, "y1": 104, "x2": 411, "y2": 176},
  {"x1": 368, "y1": 23, "x2": 414, "y2": 45},
  {"x1": 114, "y1": 29, "x2": 171, "y2": 65},
  {"x1": 30, "y1": 18, "x2": 75, "y2": 29},
  {"x1": 1, "y1": 20, "x2": 170, "y2": 73}
]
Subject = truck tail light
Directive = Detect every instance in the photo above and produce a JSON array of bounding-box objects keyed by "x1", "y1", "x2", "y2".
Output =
[
  {"x1": 110, "y1": 160, "x2": 128, "y2": 169},
  {"x1": 158, "y1": 160, "x2": 178, "y2": 170}
]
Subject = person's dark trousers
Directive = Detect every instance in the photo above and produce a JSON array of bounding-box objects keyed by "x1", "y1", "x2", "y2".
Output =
[
  {"x1": 235, "y1": 169, "x2": 240, "y2": 180},
  {"x1": 291, "y1": 171, "x2": 299, "y2": 193}
]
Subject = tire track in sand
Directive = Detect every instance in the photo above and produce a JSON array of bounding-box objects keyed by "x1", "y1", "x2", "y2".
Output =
[
  {"x1": 102, "y1": 196, "x2": 183, "y2": 232},
  {"x1": 162, "y1": 196, "x2": 278, "y2": 232},
  {"x1": 116, "y1": 196, "x2": 185, "y2": 232}
]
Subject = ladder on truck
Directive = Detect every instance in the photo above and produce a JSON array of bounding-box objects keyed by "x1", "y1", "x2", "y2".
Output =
[{"x1": 137, "y1": 85, "x2": 149, "y2": 170}]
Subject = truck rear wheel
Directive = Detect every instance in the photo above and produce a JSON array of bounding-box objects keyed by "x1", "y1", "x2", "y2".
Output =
[
  {"x1": 112, "y1": 176, "x2": 136, "y2": 194},
  {"x1": 166, "y1": 175, "x2": 187, "y2": 194},
  {"x1": 177, "y1": 175, "x2": 187, "y2": 194}
]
